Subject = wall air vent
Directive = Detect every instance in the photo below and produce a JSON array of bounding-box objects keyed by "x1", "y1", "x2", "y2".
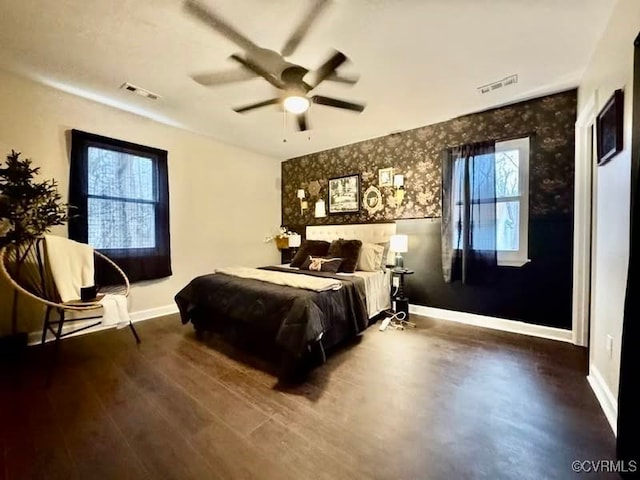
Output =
[
  {"x1": 477, "y1": 75, "x2": 518, "y2": 95},
  {"x1": 120, "y1": 82, "x2": 161, "y2": 100}
]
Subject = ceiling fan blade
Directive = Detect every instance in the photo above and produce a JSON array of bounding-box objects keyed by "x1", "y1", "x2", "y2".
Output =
[
  {"x1": 233, "y1": 98, "x2": 280, "y2": 113},
  {"x1": 296, "y1": 112, "x2": 309, "y2": 131},
  {"x1": 326, "y1": 72, "x2": 359, "y2": 85},
  {"x1": 192, "y1": 68, "x2": 257, "y2": 86},
  {"x1": 281, "y1": 0, "x2": 330, "y2": 57},
  {"x1": 310, "y1": 50, "x2": 347, "y2": 89},
  {"x1": 312, "y1": 95, "x2": 365, "y2": 112},
  {"x1": 230, "y1": 54, "x2": 285, "y2": 89},
  {"x1": 184, "y1": 0, "x2": 260, "y2": 52}
]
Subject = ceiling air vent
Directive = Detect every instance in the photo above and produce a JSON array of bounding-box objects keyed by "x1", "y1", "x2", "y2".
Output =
[
  {"x1": 120, "y1": 82, "x2": 161, "y2": 100},
  {"x1": 477, "y1": 74, "x2": 518, "y2": 94}
]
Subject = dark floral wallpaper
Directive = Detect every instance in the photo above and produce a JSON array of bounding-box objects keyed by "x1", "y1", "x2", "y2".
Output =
[{"x1": 282, "y1": 89, "x2": 577, "y2": 226}]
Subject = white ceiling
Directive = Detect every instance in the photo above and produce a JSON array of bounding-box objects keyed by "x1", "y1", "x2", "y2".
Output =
[{"x1": 0, "y1": 0, "x2": 616, "y2": 160}]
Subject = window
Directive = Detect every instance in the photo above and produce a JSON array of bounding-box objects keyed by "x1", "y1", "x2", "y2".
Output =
[
  {"x1": 494, "y1": 137, "x2": 529, "y2": 266},
  {"x1": 452, "y1": 137, "x2": 529, "y2": 267},
  {"x1": 87, "y1": 148, "x2": 156, "y2": 250},
  {"x1": 69, "y1": 130, "x2": 171, "y2": 283}
]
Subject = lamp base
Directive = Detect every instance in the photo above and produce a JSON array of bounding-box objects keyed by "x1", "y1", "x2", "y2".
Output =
[{"x1": 395, "y1": 254, "x2": 404, "y2": 269}]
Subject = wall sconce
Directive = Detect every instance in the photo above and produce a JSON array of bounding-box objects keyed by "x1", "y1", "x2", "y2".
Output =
[
  {"x1": 314, "y1": 199, "x2": 327, "y2": 218},
  {"x1": 393, "y1": 174, "x2": 405, "y2": 206},
  {"x1": 297, "y1": 189, "x2": 308, "y2": 215}
]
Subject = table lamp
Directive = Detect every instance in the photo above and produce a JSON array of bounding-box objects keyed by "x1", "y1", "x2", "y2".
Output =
[
  {"x1": 390, "y1": 234, "x2": 408, "y2": 268},
  {"x1": 288, "y1": 233, "x2": 301, "y2": 256}
]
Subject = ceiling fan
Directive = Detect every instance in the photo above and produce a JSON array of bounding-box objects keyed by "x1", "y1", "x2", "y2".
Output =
[{"x1": 183, "y1": 0, "x2": 366, "y2": 131}]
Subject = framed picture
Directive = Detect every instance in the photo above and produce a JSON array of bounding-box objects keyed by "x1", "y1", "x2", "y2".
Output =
[
  {"x1": 328, "y1": 174, "x2": 360, "y2": 213},
  {"x1": 596, "y1": 89, "x2": 624, "y2": 166},
  {"x1": 378, "y1": 167, "x2": 394, "y2": 187},
  {"x1": 363, "y1": 185, "x2": 383, "y2": 214}
]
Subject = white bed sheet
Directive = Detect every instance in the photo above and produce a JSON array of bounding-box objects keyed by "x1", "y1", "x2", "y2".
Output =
[
  {"x1": 351, "y1": 270, "x2": 391, "y2": 318},
  {"x1": 277, "y1": 264, "x2": 390, "y2": 318}
]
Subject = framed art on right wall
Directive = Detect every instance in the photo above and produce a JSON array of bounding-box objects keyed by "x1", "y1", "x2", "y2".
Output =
[{"x1": 597, "y1": 88, "x2": 624, "y2": 166}]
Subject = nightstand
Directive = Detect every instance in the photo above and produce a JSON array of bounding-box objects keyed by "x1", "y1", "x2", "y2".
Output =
[{"x1": 391, "y1": 268, "x2": 414, "y2": 317}]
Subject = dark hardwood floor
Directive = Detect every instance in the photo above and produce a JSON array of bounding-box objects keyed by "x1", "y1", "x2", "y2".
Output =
[{"x1": 0, "y1": 314, "x2": 617, "y2": 480}]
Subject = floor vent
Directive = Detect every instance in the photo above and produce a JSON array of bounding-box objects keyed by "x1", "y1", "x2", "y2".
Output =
[
  {"x1": 477, "y1": 75, "x2": 518, "y2": 94},
  {"x1": 120, "y1": 82, "x2": 161, "y2": 100}
]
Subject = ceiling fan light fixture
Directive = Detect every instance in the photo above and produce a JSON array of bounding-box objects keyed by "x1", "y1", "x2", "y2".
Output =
[{"x1": 284, "y1": 95, "x2": 310, "y2": 114}]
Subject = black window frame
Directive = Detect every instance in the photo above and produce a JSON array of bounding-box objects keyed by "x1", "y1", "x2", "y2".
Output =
[{"x1": 69, "y1": 129, "x2": 171, "y2": 283}]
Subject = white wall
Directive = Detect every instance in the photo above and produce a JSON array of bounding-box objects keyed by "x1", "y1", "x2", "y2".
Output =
[
  {"x1": 0, "y1": 69, "x2": 281, "y2": 335},
  {"x1": 578, "y1": 0, "x2": 640, "y2": 418}
]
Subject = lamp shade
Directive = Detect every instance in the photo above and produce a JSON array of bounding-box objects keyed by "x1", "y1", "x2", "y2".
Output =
[
  {"x1": 393, "y1": 174, "x2": 404, "y2": 188},
  {"x1": 297, "y1": 189, "x2": 306, "y2": 199},
  {"x1": 390, "y1": 234, "x2": 408, "y2": 253},
  {"x1": 315, "y1": 199, "x2": 327, "y2": 218},
  {"x1": 288, "y1": 234, "x2": 301, "y2": 248}
]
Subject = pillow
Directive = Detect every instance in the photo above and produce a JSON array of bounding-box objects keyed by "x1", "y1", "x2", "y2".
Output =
[
  {"x1": 357, "y1": 243, "x2": 385, "y2": 272},
  {"x1": 300, "y1": 256, "x2": 343, "y2": 273},
  {"x1": 290, "y1": 240, "x2": 330, "y2": 267},
  {"x1": 327, "y1": 239, "x2": 363, "y2": 273},
  {"x1": 377, "y1": 241, "x2": 391, "y2": 268}
]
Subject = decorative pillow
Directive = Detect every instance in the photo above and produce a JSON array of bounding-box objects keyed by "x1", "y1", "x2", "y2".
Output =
[
  {"x1": 327, "y1": 239, "x2": 363, "y2": 273},
  {"x1": 357, "y1": 243, "x2": 385, "y2": 272},
  {"x1": 300, "y1": 256, "x2": 343, "y2": 273},
  {"x1": 290, "y1": 240, "x2": 330, "y2": 267}
]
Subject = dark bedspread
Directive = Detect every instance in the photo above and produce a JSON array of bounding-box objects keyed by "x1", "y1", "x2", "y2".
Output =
[{"x1": 174, "y1": 267, "x2": 368, "y2": 357}]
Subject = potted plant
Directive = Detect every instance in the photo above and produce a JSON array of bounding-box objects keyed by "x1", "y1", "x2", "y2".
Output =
[
  {"x1": 0, "y1": 150, "x2": 69, "y2": 359},
  {"x1": 264, "y1": 226, "x2": 296, "y2": 250}
]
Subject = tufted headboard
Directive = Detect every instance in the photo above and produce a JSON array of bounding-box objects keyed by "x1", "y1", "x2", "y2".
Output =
[{"x1": 306, "y1": 223, "x2": 397, "y2": 266}]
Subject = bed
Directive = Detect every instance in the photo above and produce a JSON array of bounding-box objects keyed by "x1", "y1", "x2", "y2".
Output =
[
  {"x1": 305, "y1": 224, "x2": 393, "y2": 318},
  {"x1": 174, "y1": 223, "x2": 394, "y2": 376}
]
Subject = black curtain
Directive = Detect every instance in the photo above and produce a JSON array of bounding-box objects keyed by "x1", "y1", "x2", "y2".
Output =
[
  {"x1": 442, "y1": 141, "x2": 497, "y2": 284},
  {"x1": 617, "y1": 32, "x2": 640, "y2": 476},
  {"x1": 68, "y1": 129, "x2": 171, "y2": 284}
]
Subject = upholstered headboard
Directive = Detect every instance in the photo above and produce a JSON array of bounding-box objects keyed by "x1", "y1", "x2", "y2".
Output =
[{"x1": 306, "y1": 223, "x2": 397, "y2": 265}]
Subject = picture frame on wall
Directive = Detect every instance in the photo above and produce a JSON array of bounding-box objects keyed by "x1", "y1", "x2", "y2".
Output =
[
  {"x1": 596, "y1": 89, "x2": 624, "y2": 166},
  {"x1": 328, "y1": 174, "x2": 360, "y2": 213},
  {"x1": 378, "y1": 167, "x2": 394, "y2": 187},
  {"x1": 363, "y1": 185, "x2": 383, "y2": 214}
]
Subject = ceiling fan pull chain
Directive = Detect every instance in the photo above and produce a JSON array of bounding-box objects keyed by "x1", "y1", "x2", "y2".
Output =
[{"x1": 282, "y1": 110, "x2": 287, "y2": 143}]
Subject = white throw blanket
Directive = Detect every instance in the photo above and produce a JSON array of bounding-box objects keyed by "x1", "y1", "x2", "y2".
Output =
[
  {"x1": 43, "y1": 235, "x2": 131, "y2": 327},
  {"x1": 215, "y1": 266, "x2": 342, "y2": 292},
  {"x1": 43, "y1": 234, "x2": 94, "y2": 303},
  {"x1": 100, "y1": 294, "x2": 131, "y2": 328}
]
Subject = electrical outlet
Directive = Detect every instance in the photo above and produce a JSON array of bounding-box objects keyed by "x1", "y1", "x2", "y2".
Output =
[
  {"x1": 606, "y1": 335, "x2": 614, "y2": 359},
  {"x1": 392, "y1": 277, "x2": 400, "y2": 288}
]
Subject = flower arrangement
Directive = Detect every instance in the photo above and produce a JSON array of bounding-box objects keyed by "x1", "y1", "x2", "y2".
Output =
[{"x1": 264, "y1": 226, "x2": 296, "y2": 250}]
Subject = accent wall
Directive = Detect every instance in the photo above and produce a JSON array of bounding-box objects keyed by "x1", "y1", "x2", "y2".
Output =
[{"x1": 281, "y1": 90, "x2": 577, "y2": 328}]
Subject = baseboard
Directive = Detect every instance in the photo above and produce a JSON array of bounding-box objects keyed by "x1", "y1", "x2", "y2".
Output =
[
  {"x1": 587, "y1": 365, "x2": 618, "y2": 436},
  {"x1": 26, "y1": 303, "x2": 179, "y2": 346},
  {"x1": 130, "y1": 304, "x2": 179, "y2": 323},
  {"x1": 409, "y1": 304, "x2": 573, "y2": 343}
]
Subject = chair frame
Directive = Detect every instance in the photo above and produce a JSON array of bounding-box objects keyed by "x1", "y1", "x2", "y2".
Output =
[{"x1": 0, "y1": 239, "x2": 141, "y2": 372}]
